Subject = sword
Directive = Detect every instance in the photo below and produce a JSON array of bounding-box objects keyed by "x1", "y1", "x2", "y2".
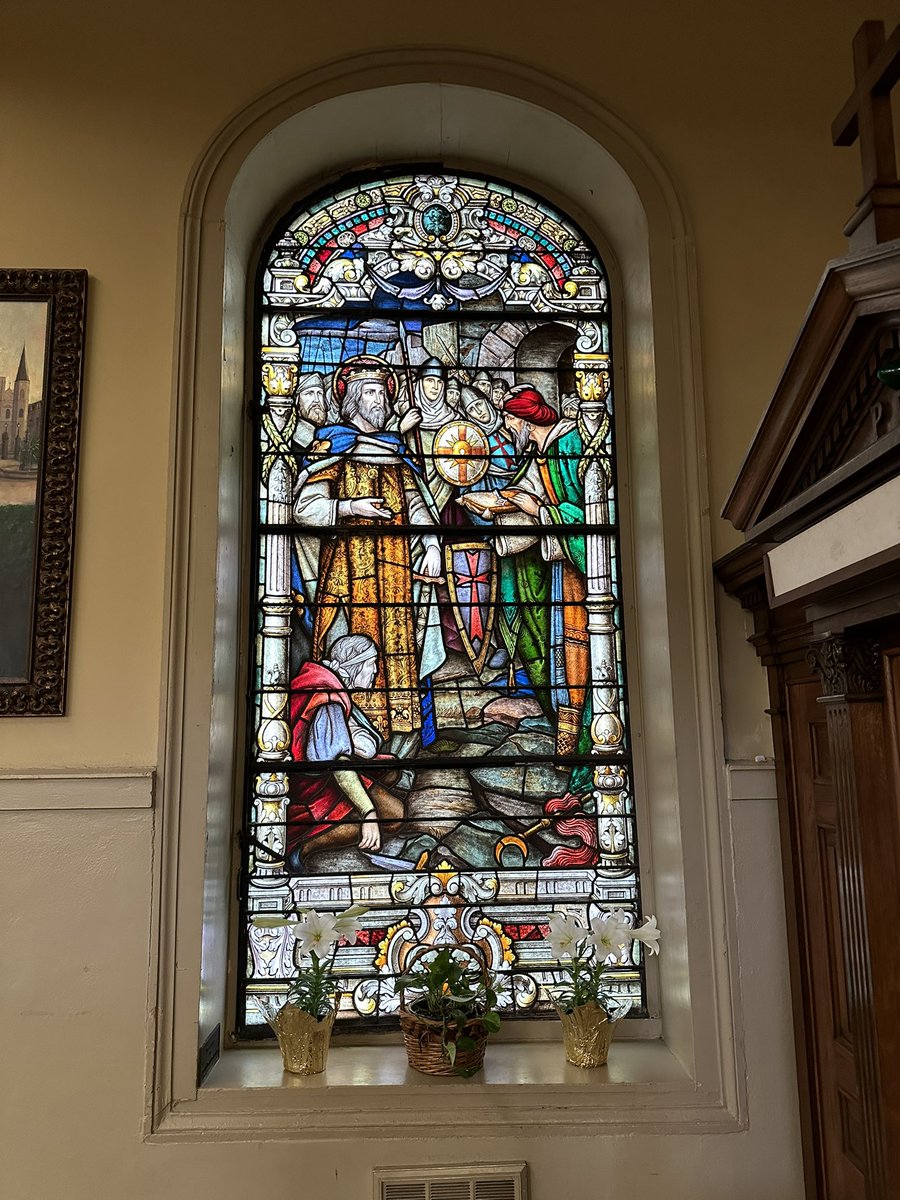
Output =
[{"x1": 359, "y1": 849, "x2": 428, "y2": 872}]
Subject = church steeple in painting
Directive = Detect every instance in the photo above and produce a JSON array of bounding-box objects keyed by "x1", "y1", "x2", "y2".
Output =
[{"x1": 16, "y1": 348, "x2": 28, "y2": 383}]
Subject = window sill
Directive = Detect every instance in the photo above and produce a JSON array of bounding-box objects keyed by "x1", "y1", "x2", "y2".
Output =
[{"x1": 149, "y1": 1040, "x2": 742, "y2": 1142}]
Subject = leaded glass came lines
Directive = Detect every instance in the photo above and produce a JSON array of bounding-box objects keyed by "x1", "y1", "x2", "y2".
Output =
[{"x1": 241, "y1": 170, "x2": 643, "y2": 1033}]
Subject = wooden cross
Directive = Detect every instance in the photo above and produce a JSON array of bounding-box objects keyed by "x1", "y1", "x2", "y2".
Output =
[{"x1": 832, "y1": 20, "x2": 900, "y2": 246}]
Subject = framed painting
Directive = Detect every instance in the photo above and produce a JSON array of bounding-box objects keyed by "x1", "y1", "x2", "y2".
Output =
[{"x1": 0, "y1": 269, "x2": 88, "y2": 715}]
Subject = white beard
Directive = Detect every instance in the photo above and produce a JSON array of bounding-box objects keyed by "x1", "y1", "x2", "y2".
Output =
[{"x1": 359, "y1": 400, "x2": 387, "y2": 429}]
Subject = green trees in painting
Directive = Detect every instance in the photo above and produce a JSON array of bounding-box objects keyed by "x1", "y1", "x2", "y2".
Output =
[{"x1": 0, "y1": 502, "x2": 36, "y2": 678}]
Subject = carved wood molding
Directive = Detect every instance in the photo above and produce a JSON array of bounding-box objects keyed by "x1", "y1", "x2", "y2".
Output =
[
  {"x1": 790, "y1": 326, "x2": 899, "y2": 500},
  {"x1": 722, "y1": 241, "x2": 900, "y2": 535},
  {"x1": 806, "y1": 631, "x2": 890, "y2": 1197},
  {"x1": 806, "y1": 634, "x2": 883, "y2": 699},
  {"x1": 713, "y1": 539, "x2": 771, "y2": 610}
]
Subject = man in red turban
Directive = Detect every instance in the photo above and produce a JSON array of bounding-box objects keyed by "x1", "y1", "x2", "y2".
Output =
[
  {"x1": 469, "y1": 383, "x2": 592, "y2": 781},
  {"x1": 501, "y1": 385, "x2": 559, "y2": 432}
]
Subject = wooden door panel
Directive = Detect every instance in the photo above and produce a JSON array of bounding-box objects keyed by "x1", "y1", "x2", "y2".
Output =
[
  {"x1": 787, "y1": 675, "x2": 866, "y2": 1199},
  {"x1": 815, "y1": 825, "x2": 852, "y2": 1050}
]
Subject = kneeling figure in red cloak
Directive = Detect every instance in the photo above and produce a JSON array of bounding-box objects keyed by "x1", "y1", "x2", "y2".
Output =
[{"x1": 284, "y1": 634, "x2": 405, "y2": 873}]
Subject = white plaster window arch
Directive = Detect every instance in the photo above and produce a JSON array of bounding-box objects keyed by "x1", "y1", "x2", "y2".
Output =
[{"x1": 151, "y1": 51, "x2": 742, "y2": 1140}]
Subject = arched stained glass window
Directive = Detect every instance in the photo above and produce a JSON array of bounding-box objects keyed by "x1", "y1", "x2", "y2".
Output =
[{"x1": 241, "y1": 170, "x2": 643, "y2": 1031}]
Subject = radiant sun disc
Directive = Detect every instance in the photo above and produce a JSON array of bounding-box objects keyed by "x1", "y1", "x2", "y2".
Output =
[{"x1": 432, "y1": 420, "x2": 490, "y2": 485}]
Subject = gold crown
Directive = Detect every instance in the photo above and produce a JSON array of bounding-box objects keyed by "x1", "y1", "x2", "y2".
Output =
[
  {"x1": 333, "y1": 355, "x2": 397, "y2": 399},
  {"x1": 340, "y1": 358, "x2": 392, "y2": 380}
]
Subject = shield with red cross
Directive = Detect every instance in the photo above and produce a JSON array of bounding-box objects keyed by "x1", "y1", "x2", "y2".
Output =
[{"x1": 444, "y1": 542, "x2": 497, "y2": 675}]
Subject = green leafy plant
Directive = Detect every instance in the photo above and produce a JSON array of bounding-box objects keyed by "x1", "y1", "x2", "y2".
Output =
[
  {"x1": 395, "y1": 947, "x2": 501, "y2": 1076},
  {"x1": 284, "y1": 949, "x2": 334, "y2": 1019}
]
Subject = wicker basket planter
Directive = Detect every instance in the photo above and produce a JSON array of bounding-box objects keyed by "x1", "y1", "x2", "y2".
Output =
[{"x1": 399, "y1": 1001, "x2": 490, "y2": 1076}]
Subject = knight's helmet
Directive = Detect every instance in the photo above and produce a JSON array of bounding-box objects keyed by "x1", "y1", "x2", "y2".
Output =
[
  {"x1": 419, "y1": 356, "x2": 445, "y2": 381},
  {"x1": 472, "y1": 368, "x2": 491, "y2": 399}
]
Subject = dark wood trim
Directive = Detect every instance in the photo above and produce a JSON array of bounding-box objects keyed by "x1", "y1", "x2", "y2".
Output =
[
  {"x1": 0, "y1": 268, "x2": 88, "y2": 716},
  {"x1": 766, "y1": 653, "x2": 825, "y2": 1200},
  {"x1": 712, "y1": 539, "x2": 772, "y2": 610},
  {"x1": 745, "y1": 422, "x2": 900, "y2": 546},
  {"x1": 719, "y1": 174, "x2": 900, "y2": 1200},
  {"x1": 807, "y1": 634, "x2": 890, "y2": 1198}
]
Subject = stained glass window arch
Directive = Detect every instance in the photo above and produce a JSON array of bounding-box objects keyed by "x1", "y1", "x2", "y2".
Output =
[{"x1": 240, "y1": 168, "x2": 644, "y2": 1033}]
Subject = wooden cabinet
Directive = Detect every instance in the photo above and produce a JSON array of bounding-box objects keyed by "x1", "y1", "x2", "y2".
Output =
[{"x1": 717, "y1": 244, "x2": 900, "y2": 1199}]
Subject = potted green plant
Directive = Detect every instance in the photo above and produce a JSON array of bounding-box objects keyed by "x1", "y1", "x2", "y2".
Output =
[
  {"x1": 548, "y1": 908, "x2": 661, "y2": 1067},
  {"x1": 395, "y1": 946, "x2": 502, "y2": 1076},
  {"x1": 251, "y1": 905, "x2": 365, "y2": 1074}
]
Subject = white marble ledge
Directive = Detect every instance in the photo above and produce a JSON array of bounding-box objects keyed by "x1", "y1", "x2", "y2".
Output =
[
  {"x1": 205, "y1": 1040, "x2": 689, "y2": 1092},
  {"x1": 154, "y1": 1041, "x2": 737, "y2": 1141}
]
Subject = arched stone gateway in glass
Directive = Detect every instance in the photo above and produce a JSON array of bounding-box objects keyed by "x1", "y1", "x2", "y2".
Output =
[{"x1": 241, "y1": 170, "x2": 643, "y2": 1030}]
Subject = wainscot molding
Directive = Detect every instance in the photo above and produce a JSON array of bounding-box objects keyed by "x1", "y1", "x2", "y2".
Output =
[
  {"x1": 0, "y1": 769, "x2": 155, "y2": 810},
  {"x1": 725, "y1": 760, "x2": 778, "y2": 801}
]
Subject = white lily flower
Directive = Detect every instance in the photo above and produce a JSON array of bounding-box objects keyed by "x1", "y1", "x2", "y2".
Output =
[
  {"x1": 547, "y1": 911, "x2": 584, "y2": 960},
  {"x1": 631, "y1": 914, "x2": 661, "y2": 956},
  {"x1": 332, "y1": 904, "x2": 368, "y2": 945},
  {"x1": 289, "y1": 909, "x2": 340, "y2": 958},
  {"x1": 585, "y1": 912, "x2": 631, "y2": 962}
]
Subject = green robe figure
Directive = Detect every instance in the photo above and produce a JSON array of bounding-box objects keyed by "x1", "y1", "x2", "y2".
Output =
[{"x1": 494, "y1": 389, "x2": 593, "y2": 794}]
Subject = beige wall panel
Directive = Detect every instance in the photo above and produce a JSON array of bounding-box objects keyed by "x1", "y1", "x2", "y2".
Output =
[
  {"x1": 0, "y1": 803, "x2": 799, "y2": 1199},
  {"x1": 2, "y1": 1, "x2": 898, "y2": 766}
]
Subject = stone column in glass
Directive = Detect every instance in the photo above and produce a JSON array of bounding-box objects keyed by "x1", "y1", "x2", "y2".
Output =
[{"x1": 573, "y1": 322, "x2": 629, "y2": 872}]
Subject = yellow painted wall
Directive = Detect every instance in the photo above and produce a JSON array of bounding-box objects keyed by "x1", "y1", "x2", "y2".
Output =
[
  {"x1": 2, "y1": 0, "x2": 895, "y2": 768},
  {"x1": 3, "y1": 2, "x2": 900, "y2": 1196}
]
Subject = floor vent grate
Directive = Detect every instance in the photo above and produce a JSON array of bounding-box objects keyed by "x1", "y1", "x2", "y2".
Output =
[{"x1": 375, "y1": 1163, "x2": 527, "y2": 1200}]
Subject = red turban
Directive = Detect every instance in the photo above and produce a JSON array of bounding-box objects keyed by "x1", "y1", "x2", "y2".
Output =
[{"x1": 502, "y1": 386, "x2": 558, "y2": 427}]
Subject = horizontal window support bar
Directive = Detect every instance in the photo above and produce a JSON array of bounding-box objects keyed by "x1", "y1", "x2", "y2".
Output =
[
  {"x1": 244, "y1": 820, "x2": 634, "y2": 837},
  {"x1": 249, "y1": 752, "x2": 631, "y2": 773},
  {"x1": 256, "y1": 522, "x2": 617, "y2": 537},
  {"x1": 252, "y1": 599, "x2": 624, "y2": 615},
  {"x1": 257, "y1": 449, "x2": 614, "y2": 465},
  {"x1": 249, "y1": 682, "x2": 628, "y2": 697},
  {"x1": 259, "y1": 306, "x2": 609, "y2": 324},
  {"x1": 241, "y1": 972, "x2": 642, "y2": 986}
]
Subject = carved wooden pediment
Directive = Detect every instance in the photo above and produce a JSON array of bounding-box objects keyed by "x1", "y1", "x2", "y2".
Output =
[{"x1": 723, "y1": 240, "x2": 900, "y2": 543}]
